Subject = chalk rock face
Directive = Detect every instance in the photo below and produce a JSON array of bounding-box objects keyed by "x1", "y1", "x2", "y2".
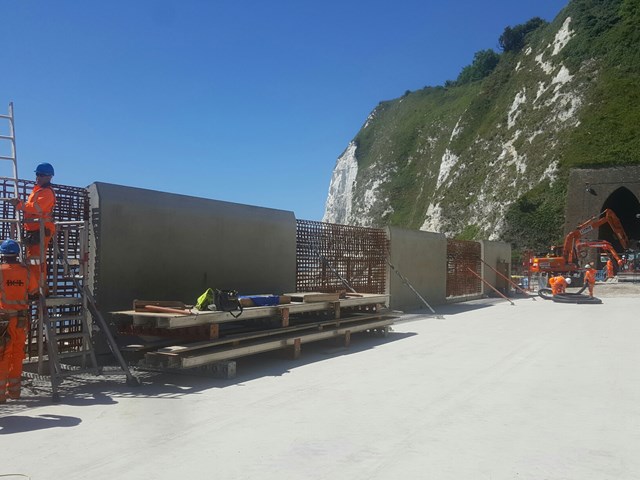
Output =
[{"x1": 323, "y1": 4, "x2": 640, "y2": 246}]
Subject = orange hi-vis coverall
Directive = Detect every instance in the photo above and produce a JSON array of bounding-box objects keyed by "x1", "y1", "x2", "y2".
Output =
[
  {"x1": 549, "y1": 275, "x2": 567, "y2": 295},
  {"x1": 16, "y1": 183, "x2": 56, "y2": 286},
  {"x1": 551, "y1": 275, "x2": 567, "y2": 295},
  {"x1": 584, "y1": 268, "x2": 597, "y2": 297},
  {"x1": 606, "y1": 259, "x2": 614, "y2": 279},
  {"x1": 0, "y1": 261, "x2": 36, "y2": 402}
]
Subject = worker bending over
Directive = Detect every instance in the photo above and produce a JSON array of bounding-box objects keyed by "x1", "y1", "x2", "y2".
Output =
[
  {"x1": 583, "y1": 264, "x2": 597, "y2": 298},
  {"x1": 0, "y1": 240, "x2": 37, "y2": 402},
  {"x1": 549, "y1": 274, "x2": 571, "y2": 296},
  {"x1": 9, "y1": 163, "x2": 56, "y2": 289}
]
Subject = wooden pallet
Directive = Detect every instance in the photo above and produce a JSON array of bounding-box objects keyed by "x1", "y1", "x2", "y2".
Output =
[
  {"x1": 142, "y1": 313, "x2": 396, "y2": 370},
  {"x1": 114, "y1": 293, "x2": 394, "y2": 373},
  {"x1": 113, "y1": 293, "x2": 389, "y2": 330}
]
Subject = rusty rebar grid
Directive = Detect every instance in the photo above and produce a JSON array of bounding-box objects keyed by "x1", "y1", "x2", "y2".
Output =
[
  {"x1": 296, "y1": 220, "x2": 388, "y2": 294},
  {"x1": 446, "y1": 239, "x2": 482, "y2": 297},
  {"x1": 0, "y1": 178, "x2": 89, "y2": 356}
]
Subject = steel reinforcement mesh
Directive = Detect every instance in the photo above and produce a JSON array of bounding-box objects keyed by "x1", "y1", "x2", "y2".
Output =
[
  {"x1": 0, "y1": 178, "x2": 89, "y2": 356},
  {"x1": 446, "y1": 239, "x2": 482, "y2": 297},
  {"x1": 296, "y1": 220, "x2": 388, "y2": 294}
]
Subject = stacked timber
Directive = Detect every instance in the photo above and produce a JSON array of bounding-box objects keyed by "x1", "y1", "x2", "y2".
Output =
[{"x1": 112, "y1": 292, "x2": 395, "y2": 376}]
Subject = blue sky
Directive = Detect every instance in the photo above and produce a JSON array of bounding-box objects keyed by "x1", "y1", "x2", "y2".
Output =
[{"x1": 1, "y1": 0, "x2": 567, "y2": 220}]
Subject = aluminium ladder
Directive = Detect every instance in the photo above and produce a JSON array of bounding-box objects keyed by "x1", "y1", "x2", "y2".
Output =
[
  {"x1": 0, "y1": 102, "x2": 23, "y2": 245},
  {"x1": 1, "y1": 102, "x2": 138, "y2": 402}
]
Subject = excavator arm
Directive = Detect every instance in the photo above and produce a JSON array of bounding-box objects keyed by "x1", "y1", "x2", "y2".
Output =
[
  {"x1": 575, "y1": 240, "x2": 623, "y2": 265},
  {"x1": 530, "y1": 209, "x2": 629, "y2": 274},
  {"x1": 564, "y1": 209, "x2": 629, "y2": 264}
]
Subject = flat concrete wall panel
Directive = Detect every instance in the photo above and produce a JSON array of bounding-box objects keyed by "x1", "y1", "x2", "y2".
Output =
[
  {"x1": 387, "y1": 226, "x2": 447, "y2": 311},
  {"x1": 88, "y1": 183, "x2": 296, "y2": 313},
  {"x1": 480, "y1": 240, "x2": 511, "y2": 295}
]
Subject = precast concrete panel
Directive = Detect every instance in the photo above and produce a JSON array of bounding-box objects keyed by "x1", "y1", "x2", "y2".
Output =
[
  {"x1": 387, "y1": 226, "x2": 447, "y2": 311},
  {"x1": 87, "y1": 183, "x2": 296, "y2": 314},
  {"x1": 480, "y1": 240, "x2": 512, "y2": 296}
]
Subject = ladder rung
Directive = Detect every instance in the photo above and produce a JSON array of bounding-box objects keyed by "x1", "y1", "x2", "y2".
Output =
[
  {"x1": 57, "y1": 350, "x2": 94, "y2": 360},
  {"x1": 0, "y1": 155, "x2": 16, "y2": 161},
  {"x1": 0, "y1": 113, "x2": 11, "y2": 119},
  {"x1": 0, "y1": 134, "x2": 14, "y2": 140},
  {"x1": 61, "y1": 275, "x2": 85, "y2": 280},
  {"x1": 45, "y1": 297, "x2": 83, "y2": 307},
  {"x1": 54, "y1": 331, "x2": 90, "y2": 341},
  {"x1": 49, "y1": 315, "x2": 86, "y2": 323}
]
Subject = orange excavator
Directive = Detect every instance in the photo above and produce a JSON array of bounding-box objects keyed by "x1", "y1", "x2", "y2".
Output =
[
  {"x1": 575, "y1": 240, "x2": 623, "y2": 264},
  {"x1": 530, "y1": 209, "x2": 629, "y2": 274}
]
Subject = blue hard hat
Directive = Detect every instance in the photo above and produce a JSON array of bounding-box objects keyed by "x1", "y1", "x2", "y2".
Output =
[
  {"x1": 0, "y1": 239, "x2": 20, "y2": 256},
  {"x1": 35, "y1": 162, "x2": 55, "y2": 176}
]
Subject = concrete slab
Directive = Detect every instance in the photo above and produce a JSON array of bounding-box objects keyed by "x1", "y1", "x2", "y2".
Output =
[{"x1": 2, "y1": 288, "x2": 640, "y2": 480}]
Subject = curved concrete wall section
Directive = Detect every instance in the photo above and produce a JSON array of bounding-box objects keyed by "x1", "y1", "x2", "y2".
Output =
[
  {"x1": 87, "y1": 182, "x2": 297, "y2": 313},
  {"x1": 386, "y1": 226, "x2": 448, "y2": 311}
]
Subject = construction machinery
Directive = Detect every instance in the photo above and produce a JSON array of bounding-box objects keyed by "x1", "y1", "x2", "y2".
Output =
[
  {"x1": 530, "y1": 209, "x2": 630, "y2": 274},
  {"x1": 575, "y1": 239, "x2": 623, "y2": 265}
]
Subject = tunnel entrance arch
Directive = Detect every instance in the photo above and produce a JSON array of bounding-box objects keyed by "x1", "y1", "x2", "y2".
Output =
[{"x1": 599, "y1": 187, "x2": 640, "y2": 251}]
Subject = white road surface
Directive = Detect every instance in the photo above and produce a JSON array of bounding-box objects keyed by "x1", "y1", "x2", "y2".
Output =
[{"x1": 2, "y1": 289, "x2": 640, "y2": 480}]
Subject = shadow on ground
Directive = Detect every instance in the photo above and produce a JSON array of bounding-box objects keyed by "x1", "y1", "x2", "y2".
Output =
[
  {"x1": 398, "y1": 296, "x2": 520, "y2": 320},
  {"x1": 0, "y1": 413, "x2": 82, "y2": 434},
  {"x1": 3, "y1": 329, "x2": 416, "y2": 412}
]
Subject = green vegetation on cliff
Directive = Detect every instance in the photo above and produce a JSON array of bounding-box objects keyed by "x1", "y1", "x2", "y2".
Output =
[{"x1": 340, "y1": 0, "x2": 639, "y2": 253}]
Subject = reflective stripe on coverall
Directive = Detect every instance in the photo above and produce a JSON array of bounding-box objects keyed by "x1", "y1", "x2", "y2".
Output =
[
  {"x1": 0, "y1": 262, "x2": 36, "y2": 400},
  {"x1": 606, "y1": 259, "x2": 614, "y2": 279},
  {"x1": 584, "y1": 268, "x2": 597, "y2": 297},
  {"x1": 16, "y1": 183, "x2": 56, "y2": 285}
]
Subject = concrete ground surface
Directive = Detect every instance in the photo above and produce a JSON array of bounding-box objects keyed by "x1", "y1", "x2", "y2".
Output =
[{"x1": 2, "y1": 284, "x2": 640, "y2": 480}]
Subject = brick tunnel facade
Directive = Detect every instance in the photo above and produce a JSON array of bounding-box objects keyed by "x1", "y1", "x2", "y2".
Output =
[{"x1": 566, "y1": 166, "x2": 640, "y2": 263}]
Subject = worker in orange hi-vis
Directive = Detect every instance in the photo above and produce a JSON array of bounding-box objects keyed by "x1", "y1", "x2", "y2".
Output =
[
  {"x1": 549, "y1": 275, "x2": 570, "y2": 295},
  {"x1": 8, "y1": 163, "x2": 56, "y2": 289},
  {"x1": 548, "y1": 275, "x2": 559, "y2": 295},
  {"x1": 606, "y1": 258, "x2": 615, "y2": 280},
  {"x1": 558, "y1": 276, "x2": 570, "y2": 294},
  {"x1": 584, "y1": 264, "x2": 597, "y2": 298},
  {"x1": 0, "y1": 240, "x2": 37, "y2": 403}
]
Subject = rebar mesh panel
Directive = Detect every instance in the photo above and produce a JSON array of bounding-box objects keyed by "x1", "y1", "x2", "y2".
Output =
[
  {"x1": 296, "y1": 220, "x2": 388, "y2": 294},
  {"x1": 446, "y1": 239, "x2": 481, "y2": 297},
  {"x1": 0, "y1": 179, "x2": 88, "y2": 239},
  {"x1": 0, "y1": 179, "x2": 89, "y2": 356}
]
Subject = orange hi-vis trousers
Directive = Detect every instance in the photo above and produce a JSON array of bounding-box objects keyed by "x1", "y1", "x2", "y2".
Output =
[
  {"x1": 26, "y1": 230, "x2": 54, "y2": 290},
  {"x1": 0, "y1": 322, "x2": 8, "y2": 403},
  {"x1": 1, "y1": 314, "x2": 29, "y2": 400}
]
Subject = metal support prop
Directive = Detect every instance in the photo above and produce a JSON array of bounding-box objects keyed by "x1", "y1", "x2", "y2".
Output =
[
  {"x1": 466, "y1": 267, "x2": 514, "y2": 306},
  {"x1": 388, "y1": 260, "x2": 444, "y2": 318},
  {"x1": 480, "y1": 258, "x2": 536, "y2": 300}
]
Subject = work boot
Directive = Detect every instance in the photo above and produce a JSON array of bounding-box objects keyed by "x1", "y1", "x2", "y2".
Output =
[
  {"x1": 0, "y1": 376, "x2": 7, "y2": 403},
  {"x1": 7, "y1": 378, "x2": 21, "y2": 399}
]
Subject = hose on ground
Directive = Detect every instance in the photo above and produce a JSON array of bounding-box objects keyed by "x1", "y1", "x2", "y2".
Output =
[{"x1": 538, "y1": 288, "x2": 602, "y2": 304}]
